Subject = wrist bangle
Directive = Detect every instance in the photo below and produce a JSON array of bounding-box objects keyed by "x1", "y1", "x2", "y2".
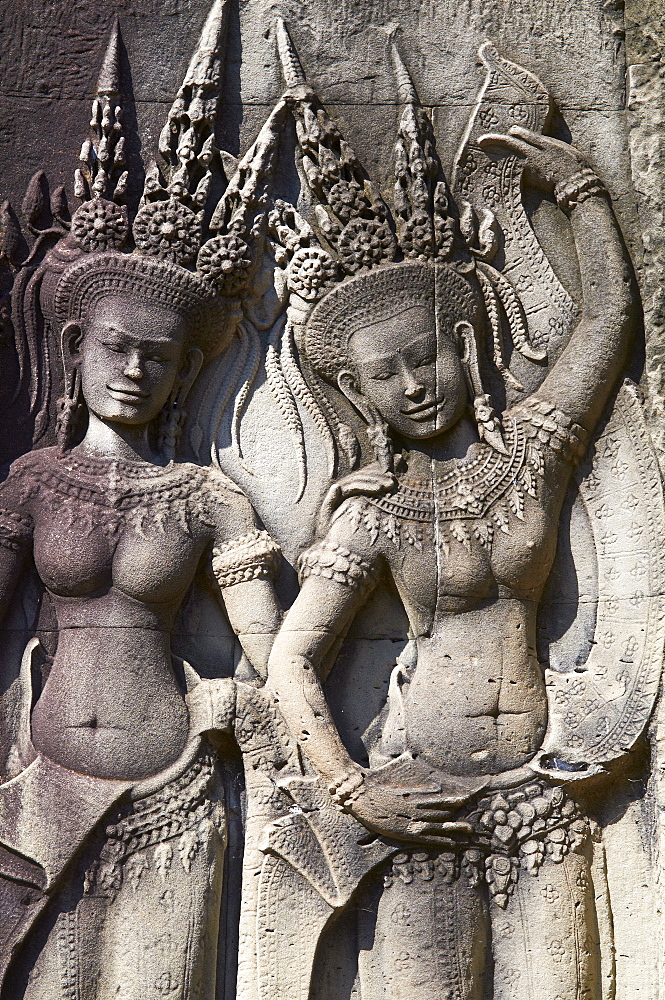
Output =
[
  {"x1": 554, "y1": 167, "x2": 606, "y2": 215},
  {"x1": 329, "y1": 768, "x2": 365, "y2": 811}
]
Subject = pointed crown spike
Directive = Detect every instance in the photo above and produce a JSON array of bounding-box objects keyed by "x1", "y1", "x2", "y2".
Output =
[
  {"x1": 151, "y1": 0, "x2": 229, "y2": 177},
  {"x1": 276, "y1": 19, "x2": 306, "y2": 90},
  {"x1": 281, "y1": 21, "x2": 396, "y2": 273},
  {"x1": 210, "y1": 99, "x2": 289, "y2": 235},
  {"x1": 162, "y1": 0, "x2": 229, "y2": 145},
  {"x1": 181, "y1": 0, "x2": 228, "y2": 94},
  {"x1": 386, "y1": 43, "x2": 460, "y2": 262},
  {"x1": 390, "y1": 40, "x2": 418, "y2": 104},
  {"x1": 70, "y1": 16, "x2": 130, "y2": 256},
  {"x1": 133, "y1": 0, "x2": 230, "y2": 267},
  {"x1": 97, "y1": 17, "x2": 121, "y2": 98}
]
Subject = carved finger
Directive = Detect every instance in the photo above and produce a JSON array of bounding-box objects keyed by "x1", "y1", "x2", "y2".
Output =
[
  {"x1": 411, "y1": 809, "x2": 456, "y2": 824},
  {"x1": 322, "y1": 485, "x2": 342, "y2": 507},
  {"x1": 417, "y1": 836, "x2": 464, "y2": 848},
  {"x1": 414, "y1": 790, "x2": 472, "y2": 809},
  {"x1": 421, "y1": 823, "x2": 474, "y2": 839},
  {"x1": 405, "y1": 832, "x2": 459, "y2": 848},
  {"x1": 476, "y1": 132, "x2": 534, "y2": 161},
  {"x1": 510, "y1": 125, "x2": 577, "y2": 158},
  {"x1": 411, "y1": 799, "x2": 455, "y2": 813},
  {"x1": 507, "y1": 125, "x2": 548, "y2": 149},
  {"x1": 407, "y1": 820, "x2": 474, "y2": 838},
  {"x1": 340, "y1": 475, "x2": 393, "y2": 495}
]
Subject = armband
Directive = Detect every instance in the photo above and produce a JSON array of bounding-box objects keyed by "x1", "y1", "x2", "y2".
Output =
[
  {"x1": 0, "y1": 507, "x2": 33, "y2": 553},
  {"x1": 212, "y1": 529, "x2": 281, "y2": 589},
  {"x1": 510, "y1": 397, "x2": 588, "y2": 464},
  {"x1": 298, "y1": 540, "x2": 377, "y2": 597},
  {"x1": 554, "y1": 167, "x2": 607, "y2": 215}
]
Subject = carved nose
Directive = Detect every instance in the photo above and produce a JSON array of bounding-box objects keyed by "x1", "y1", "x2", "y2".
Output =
[
  {"x1": 404, "y1": 378, "x2": 425, "y2": 400},
  {"x1": 124, "y1": 365, "x2": 143, "y2": 381}
]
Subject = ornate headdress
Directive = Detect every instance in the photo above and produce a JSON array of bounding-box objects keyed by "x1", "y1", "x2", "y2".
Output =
[
  {"x1": 1, "y1": 2, "x2": 292, "y2": 458},
  {"x1": 56, "y1": 2, "x2": 238, "y2": 356},
  {"x1": 253, "y1": 21, "x2": 549, "y2": 478}
]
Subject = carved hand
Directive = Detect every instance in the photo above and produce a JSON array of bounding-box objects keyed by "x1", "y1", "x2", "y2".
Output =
[
  {"x1": 317, "y1": 464, "x2": 396, "y2": 534},
  {"x1": 477, "y1": 125, "x2": 588, "y2": 193},
  {"x1": 345, "y1": 755, "x2": 488, "y2": 848}
]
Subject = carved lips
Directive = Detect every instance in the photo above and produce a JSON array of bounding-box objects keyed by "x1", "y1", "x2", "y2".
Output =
[
  {"x1": 401, "y1": 397, "x2": 445, "y2": 422},
  {"x1": 106, "y1": 384, "x2": 151, "y2": 403}
]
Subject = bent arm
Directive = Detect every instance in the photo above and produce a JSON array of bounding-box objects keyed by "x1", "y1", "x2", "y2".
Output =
[
  {"x1": 268, "y1": 573, "x2": 370, "y2": 785},
  {"x1": 221, "y1": 579, "x2": 282, "y2": 681},
  {"x1": 537, "y1": 191, "x2": 635, "y2": 432},
  {"x1": 478, "y1": 127, "x2": 636, "y2": 434}
]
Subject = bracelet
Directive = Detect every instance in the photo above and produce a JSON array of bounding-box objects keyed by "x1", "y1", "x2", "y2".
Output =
[
  {"x1": 329, "y1": 768, "x2": 365, "y2": 811},
  {"x1": 554, "y1": 167, "x2": 606, "y2": 215},
  {"x1": 211, "y1": 529, "x2": 281, "y2": 589}
]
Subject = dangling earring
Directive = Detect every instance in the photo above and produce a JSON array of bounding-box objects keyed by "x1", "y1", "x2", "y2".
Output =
[
  {"x1": 56, "y1": 367, "x2": 85, "y2": 452},
  {"x1": 157, "y1": 389, "x2": 186, "y2": 462},
  {"x1": 456, "y1": 319, "x2": 508, "y2": 456},
  {"x1": 366, "y1": 419, "x2": 395, "y2": 474},
  {"x1": 473, "y1": 393, "x2": 508, "y2": 454},
  {"x1": 337, "y1": 370, "x2": 395, "y2": 474}
]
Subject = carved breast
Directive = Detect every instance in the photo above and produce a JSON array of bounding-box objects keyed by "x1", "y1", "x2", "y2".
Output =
[
  {"x1": 390, "y1": 529, "x2": 496, "y2": 626},
  {"x1": 362, "y1": 483, "x2": 556, "y2": 631},
  {"x1": 27, "y1": 456, "x2": 210, "y2": 605},
  {"x1": 34, "y1": 510, "x2": 205, "y2": 604}
]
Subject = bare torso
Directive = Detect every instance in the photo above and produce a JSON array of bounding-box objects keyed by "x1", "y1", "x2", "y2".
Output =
[
  {"x1": 399, "y1": 604, "x2": 546, "y2": 776},
  {"x1": 0, "y1": 447, "x2": 253, "y2": 780},
  {"x1": 331, "y1": 417, "x2": 567, "y2": 777}
]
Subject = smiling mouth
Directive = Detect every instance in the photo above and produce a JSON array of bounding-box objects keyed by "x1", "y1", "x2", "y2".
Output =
[
  {"x1": 107, "y1": 385, "x2": 151, "y2": 401},
  {"x1": 402, "y1": 398, "x2": 444, "y2": 421}
]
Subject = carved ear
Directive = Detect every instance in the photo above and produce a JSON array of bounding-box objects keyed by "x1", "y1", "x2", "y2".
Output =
[
  {"x1": 61, "y1": 321, "x2": 84, "y2": 368},
  {"x1": 337, "y1": 369, "x2": 382, "y2": 427},
  {"x1": 175, "y1": 346, "x2": 204, "y2": 403}
]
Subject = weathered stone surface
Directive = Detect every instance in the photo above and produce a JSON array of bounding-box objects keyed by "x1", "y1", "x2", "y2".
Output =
[{"x1": 0, "y1": 2, "x2": 663, "y2": 998}]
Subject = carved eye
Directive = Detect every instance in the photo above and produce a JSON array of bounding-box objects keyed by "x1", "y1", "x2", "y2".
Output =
[
  {"x1": 101, "y1": 340, "x2": 126, "y2": 354},
  {"x1": 415, "y1": 356, "x2": 435, "y2": 368},
  {"x1": 370, "y1": 371, "x2": 395, "y2": 382}
]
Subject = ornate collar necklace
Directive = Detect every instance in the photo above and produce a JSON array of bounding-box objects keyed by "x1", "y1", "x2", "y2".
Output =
[
  {"x1": 57, "y1": 449, "x2": 177, "y2": 480},
  {"x1": 370, "y1": 418, "x2": 525, "y2": 523},
  {"x1": 21, "y1": 450, "x2": 200, "y2": 516}
]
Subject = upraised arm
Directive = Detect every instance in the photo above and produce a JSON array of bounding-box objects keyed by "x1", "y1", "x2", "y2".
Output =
[{"x1": 478, "y1": 126, "x2": 636, "y2": 433}]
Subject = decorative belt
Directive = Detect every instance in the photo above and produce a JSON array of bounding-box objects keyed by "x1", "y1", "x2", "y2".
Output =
[
  {"x1": 383, "y1": 778, "x2": 589, "y2": 909},
  {"x1": 84, "y1": 741, "x2": 225, "y2": 898}
]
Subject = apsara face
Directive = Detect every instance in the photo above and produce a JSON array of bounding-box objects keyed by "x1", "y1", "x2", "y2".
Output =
[
  {"x1": 347, "y1": 305, "x2": 469, "y2": 440},
  {"x1": 74, "y1": 293, "x2": 194, "y2": 427}
]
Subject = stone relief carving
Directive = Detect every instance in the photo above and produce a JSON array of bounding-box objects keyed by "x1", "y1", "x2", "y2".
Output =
[
  {"x1": 0, "y1": 3, "x2": 662, "y2": 999},
  {"x1": 0, "y1": 5, "x2": 285, "y2": 995}
]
